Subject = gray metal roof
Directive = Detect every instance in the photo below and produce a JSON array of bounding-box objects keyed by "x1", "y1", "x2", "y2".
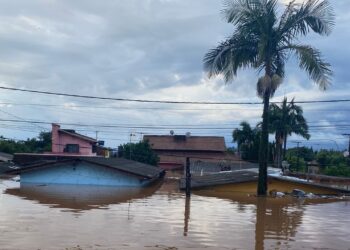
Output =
[
  {"x1": 12, "y1": 153, "x2": 164, "y2": 179},
  {"x1": 0, "y1": 152, "x2": 13, "y2": 162},
  {"x1": 81, "y1": 156, "x2": 163, "y2": 178}
]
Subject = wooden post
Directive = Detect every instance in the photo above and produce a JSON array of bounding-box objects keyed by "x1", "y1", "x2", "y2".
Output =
[{"x1": 185, "y1": 157, "x2": 191, "y2": 197}]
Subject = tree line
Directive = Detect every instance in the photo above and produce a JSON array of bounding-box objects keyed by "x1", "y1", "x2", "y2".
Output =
[
  {"x1": 0, "y1": 132, "x2": 51, "y2": 154},
  {"x1": 286, "y1": 147, "x2": 350, "y2": 177}
]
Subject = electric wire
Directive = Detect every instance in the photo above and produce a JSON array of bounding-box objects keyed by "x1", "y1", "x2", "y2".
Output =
[{"x1": 1, "y1": 86, "x2": 350, "y2": 105}]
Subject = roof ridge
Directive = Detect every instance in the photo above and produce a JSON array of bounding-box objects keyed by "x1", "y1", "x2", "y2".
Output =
[{"x1": 58, "y1": 129, "x2": 96, "y2": 142}]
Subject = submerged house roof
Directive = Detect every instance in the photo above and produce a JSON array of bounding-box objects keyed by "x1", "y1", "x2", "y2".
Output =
[
  {"x1": 143, "y1": 135, "x2": 226, "y2": 152},
  {"x1": 12, "y1": 154, "x2": 164, "y2": 179}
]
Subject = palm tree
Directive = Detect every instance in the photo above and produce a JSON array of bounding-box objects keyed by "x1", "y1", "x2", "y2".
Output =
[
  {"x1": 233, "y1": 121, "x2": 256, "y2": 148},
  {"x1": 269, "y1": 97, "x2": 310, "y2": 169},
  {"x1": 203, "y1": 0, "x2": 334, "y2": 195},
  {"x1": 233, "y1": 121, "x2": 260, "y2": 160}
]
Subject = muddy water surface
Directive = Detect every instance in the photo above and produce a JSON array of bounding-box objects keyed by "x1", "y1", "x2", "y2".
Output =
[{"x1": 1, "y1": 177, "x2": 350, "y2": 250}]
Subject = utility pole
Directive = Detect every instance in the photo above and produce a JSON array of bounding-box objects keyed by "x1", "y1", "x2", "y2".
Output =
[
  {"x1": 129, "y1": 133, "x2": 135, "y2": 160},
  {"x1": 292, "y1": 141, "x2": 301, "y2": 171},
  {"x1": 343, "y1": 134, "x2": 350, "y2": 158}
]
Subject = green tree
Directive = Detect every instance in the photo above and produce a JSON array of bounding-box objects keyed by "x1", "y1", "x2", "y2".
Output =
[
  {"x1": 204, "y1": 0, "x2": 334, "y2": 195},
  {"x1": 315, "y1": 149, "x2": 350, "y2": 177},
  {"x1": 286, "y1": 146, "x2": 314, "y2": 171},
  {"x1": 233, "y1": 121, "x2": 256, "y2": 148},
  {"x1": 37, "y1": 132, "x2": 52, "y2": 152},
  {"x1": 233, "y1": 121, "x2": 275, "y2": 162},
  {"x1": 233, "y1": 121, "x2": 260, "y2": 161},
  {"x1": 0, "y1": 132, "x2": 52, "y2": 154},
  {"x1": 269, "y1": 97, "x2": 310, "y2": 168},
  {"x1": 118, "y1": 140, "x2": 159, "y2": 166}
]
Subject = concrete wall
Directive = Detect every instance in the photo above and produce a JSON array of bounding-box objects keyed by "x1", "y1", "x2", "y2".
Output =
[{"x1": 21, "y1": 162, "x2": 149, "y2": 187}]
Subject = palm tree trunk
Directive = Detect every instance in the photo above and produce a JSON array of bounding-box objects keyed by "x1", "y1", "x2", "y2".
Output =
[
  {"x1": 275, "y1": 133, "x2": 284, "y2": 169},
  {"x1": 274, "y1": 134, "x2": 279, "y2": 168},
  {"x1": 257, "y1": 91, "x2": 270, "y2": 196},
  {"x1": 283, "y1": 133, "x2": 287, "y2": 160},
  {"x1": 278, "y1": 140, "x2": 283, "y2": 169}
]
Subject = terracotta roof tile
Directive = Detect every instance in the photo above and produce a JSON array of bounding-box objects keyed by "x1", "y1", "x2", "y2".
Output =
[{"x1": 144, "y1": 135, "x2": 226, "y2": 152}]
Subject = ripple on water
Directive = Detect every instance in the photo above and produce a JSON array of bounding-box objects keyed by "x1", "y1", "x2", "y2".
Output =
[{"x1": 1, "y1": 178, "x2": 350, "y2": 250}]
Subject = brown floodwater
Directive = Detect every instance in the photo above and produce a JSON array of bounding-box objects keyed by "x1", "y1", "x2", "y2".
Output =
[{"x1": 1, "y1": 176, "x2": 350, "y2": 250}]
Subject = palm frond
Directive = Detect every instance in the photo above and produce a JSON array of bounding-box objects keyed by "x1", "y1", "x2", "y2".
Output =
[
  {"x1": 288, "y1": 44, "x2": 332, "y2": 89},
  {"x1": 203, "y1": 34, "x2": 258, "y2": 82},
  {"x1": 278, "y1": 0, "x2": 335, "y2": 40},
  {"x1": 223, "y1": 0, "x2": 262, "y2": 25},
  {"x1": 224, "y1": 0, "x2": 278, "y2": 41},
  {"x1": 273, "y1": 51, "x2": 286, "y2": 78},
  {"x1": 268, "y1": 97, "x2": 310, "y2": 141}
]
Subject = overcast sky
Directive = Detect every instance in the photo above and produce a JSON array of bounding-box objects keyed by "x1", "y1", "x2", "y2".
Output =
[{"x1": 0, "y1": 0, "x2": 349, "y2": 150}]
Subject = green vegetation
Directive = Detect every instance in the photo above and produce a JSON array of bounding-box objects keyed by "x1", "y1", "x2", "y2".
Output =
[
  {"x1": 286, "y1": 147, "x2": 350, "y2": 177},
  {"x1": 204, "y1": 0, "x2": 334, "y2": 195},
  {"x1": 233, "y1": 122, "x2": 261, "y2": 162},
  {"x1": 286, "y1": 146, "x2": 314, "y2": 171},
  {"x1": 118, "y1": 140, "x2": 159, "y2": 166},
  {"x1": 316, "y1": 150, "x2": 350, "y2": 177},
  {"x1": 232, "y1": 121, "x2": 274, "y2": 162},
  {"x1": 0, "y1": 132, "x2": 51, "y2": 154},
  {"x1": 269, "y1": 98, "x2": 310, "y2": 168}
]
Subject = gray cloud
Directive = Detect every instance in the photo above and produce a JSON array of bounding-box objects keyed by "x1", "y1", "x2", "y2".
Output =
[{"x1": 0, "y1": 0, "x2": 348, "y2": 149}]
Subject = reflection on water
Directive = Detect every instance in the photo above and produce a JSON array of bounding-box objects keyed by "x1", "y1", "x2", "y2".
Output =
[
  {"x1": 1, "y1": 177, "x2": 350, "y2": 250},
  {"x1": 254, "y1": 197, "x2": 304, "y2": 250},
  {"x1": 5, "y1": 182, "x2": 162, "y2": 212},
  {"x1": 183, "y1": 196, "x2": 191, "y2": 236}
]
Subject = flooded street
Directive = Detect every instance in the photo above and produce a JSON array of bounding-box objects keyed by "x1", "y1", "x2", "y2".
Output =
[{"x1": 1, "y1": 177, "x2": 350, "y2": 250}]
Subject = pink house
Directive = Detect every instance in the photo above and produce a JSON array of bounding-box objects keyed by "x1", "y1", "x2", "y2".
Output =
[{"x1": 51, "y1": 124, "x2": 97, "y2": 156}]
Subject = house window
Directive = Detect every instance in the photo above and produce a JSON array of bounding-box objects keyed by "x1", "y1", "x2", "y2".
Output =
[{"x1": 64, "y1": 144, "x2": 80, "y2": 153}]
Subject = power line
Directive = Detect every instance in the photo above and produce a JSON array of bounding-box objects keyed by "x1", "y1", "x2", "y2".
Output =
[
  {"x1": 2, "y1": 102, "x2": 350, "y2": 113},
  {"x1": 0, "y1": 109, "x2": 48, "y2": 132},
  {"x1": 1, "y1": 86, "x2": 350, "y2": 105},
  {"x1": 1, "y1": 118, "x2": 350, "y2": 132}
]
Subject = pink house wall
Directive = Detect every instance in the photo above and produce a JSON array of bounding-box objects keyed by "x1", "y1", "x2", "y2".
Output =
[{"x1": 51, "y1": 124, "x2": 96, "y2": 156}]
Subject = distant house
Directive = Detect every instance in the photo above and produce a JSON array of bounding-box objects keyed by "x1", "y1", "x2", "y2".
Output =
[
  {"x1": 143, "y1": 134, "x2": 235, "y2": 170},
  {"x1": 51, "y1": 123, "x2": 97, "y2": 156},
  {"x1": 307, "y1": 160, "x2": 320, "y2": 175},
  {"x1": 12, "y1": 154, "x2": 165, "y2": 187}
]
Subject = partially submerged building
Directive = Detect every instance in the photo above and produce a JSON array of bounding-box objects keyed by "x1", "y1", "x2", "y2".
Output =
[
  {"x1": 143, "y1": 134, "x2": 236, "y2": 170},
  {"x1": 12, "y1": 154, "x2": 165, "y2": 187}
]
